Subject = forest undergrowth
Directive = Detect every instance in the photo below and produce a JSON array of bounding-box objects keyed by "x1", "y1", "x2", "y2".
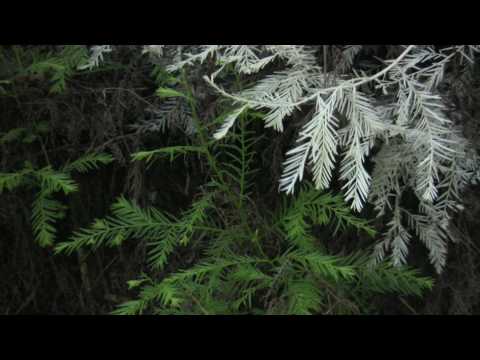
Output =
[{"x1": 1, "y1": 45, "x2": 480, "y2": 314}]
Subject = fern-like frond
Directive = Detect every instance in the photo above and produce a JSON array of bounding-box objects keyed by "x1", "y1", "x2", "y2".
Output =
[
  {"x1": 77, "y1": 45, "x2": 112, "y2": 71},
  {"x1": 215, "y1": 115, "x2": 259, "y2": 205},
  {"x1": 148, "y1": 193, "x2": 214, "y2": 269},
  {"x1": 238, "y1": 67, "x2": 317, "y2": 132},
  {"x1": 287, "y1": 277, "x2": 323, "y2": 315},
  {"x1": 228, "y1": 262, "x2": 272, "y2": 284},
  {"x1": 405, "y1": 209, "x2": 449, "y2": 274},
  {"x1": 176, "y1": 194, "x2": 214, "y2": 246},
  {"x1": 63, "y1": 153, "x2": 114, "y2": 173},
  {"x1": 368, "y1": 143, "x2": 408, "y2": 216},
  {"x1": 279, "y1": 92, "x2": 339, "y2": 194},
  {"x1": 0, "y1": 127, "x2": 28, "y2": 144},
  {"x1": 337, "y1": 87, "x2": 384, "y2": 211},
  {"x1": 31, "y1": 190, "x2": 67, "y2": 247},
  {"x1": 131, "y1": 146, "x2": 207, "y2": 164},
  {"x1": 55, "y1": 196, "x2": 175, "y2": 256},
  {"x1": 27, "y1": 45, "x2": 89, "y2": 93},
  {"x1": 337, "y1": 45, "x2": 363, "y2": 73},
  {"x1": 281, "y1": 200, "x2": 317, "y2": 251},
  {"x1": 409, "y1": 87, "x2": 456, "y2": 202},
  {"x1": 133, "y1": 98, "x2": 194, "y2": 135},
  {"x1": 0, "y1": 172, "x2": 26, "y2": 193},
  {"x1": 165, "y1": 255, "x2": 268, "y2": 285},
  {"x1": 35, "y1": 167, "x2": 78, "y2": 194},
  {"x1": 166, "y1": 45, "x2": 221, "y2": 73},
  {"x1": 283, "y1": 185, "x2": 376, "y2": 237},
  {"x1": 354, "y1": 256, "x2": 434, "y2": 297},
  {"x1": 287, "y1": 250, "x2": 356, "y2": 282},
  {"x1": 112, "y1": 281, "x2": 183, "y2": 315},
  {"x1": 213, "y1": 105, "x2": 248, "y2": 140},
  {"x1": 385, "y1": 208, "x2": 412, "y2": 267}
]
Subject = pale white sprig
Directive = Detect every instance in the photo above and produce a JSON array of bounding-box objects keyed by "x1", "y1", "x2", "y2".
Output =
[
  {"x1": 213, "y1": 105, "x2": 248, "y2": 140},
  {"x1": 78, "y1": 45, "x2": 112, "y2": 71}
]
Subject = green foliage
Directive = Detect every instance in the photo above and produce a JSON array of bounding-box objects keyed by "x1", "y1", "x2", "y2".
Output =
[
  {"x1": 63, "y1": 153, "x2": 114, "y2": 173},
  {"x1": 56, "y1": 87, "x2": 433, "y2": 315},
  {"x1": 56, "y1": 196, "x2": 173, "y2": 255},
  {"x1": 131, "y1": 146, "x2": 207, "y2": 164},
  {"x1": 0, "y1": 152, "x2": 112, "y2": 247},
  {"x1": 351, "y1": 254, "x2": 433, "y2": 297},
  {"x1": 57, "y1": 192, "x2": 216, "y2": 271},
  {"x1": 287, "y1": 278, "x2": 323, "y2": 315},
  {"x1": 213, "y1": 111, "x2": 260, "y2": 207},
  {"x1": 31, "y1": 190, "x2": 67, "y2": 247},
  {"x1": 278, "y1": 184, "x2": 376, "y2": 251},
  {"x1": 0, "y1": 122, "x2": 50, "y2": 145},
  {"x1": 151, "y1": 65, "x2": 180, "y2": 87},
  {"x1": 3, "y1": 45, "x2": 479, "y2": 315},
  {"x1": 281, "y1": 183, "x2": 376, "y2": 237},
  {"x1": 26, "y1": 45, "x2": 89, "y2": 93},
  {"x1": 156, "y1": 87, "x2": 187, "y2": 99},
  {"x1": 0, "y1": 79, "x2": 11, "y2": 95},
  {"x1": 0, "y1": 127, "x2": 28, "y2": 144},
  {"x1": 0, "y1": 171, "x2": 25, "y2": 193},
  {"x1": 34, "y1": 166, "x2": 78, "y2": 195}
]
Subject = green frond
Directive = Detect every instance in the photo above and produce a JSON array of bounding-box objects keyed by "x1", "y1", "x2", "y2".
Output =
[
  {"x1": 63, "y1": 152, "x2": 114, "y2": 173},
  {"x1": 40, "y1": 47, "x2": 449, "y2": 314},
  {"x1": 214, "y1": 114, "x2": 259, "y2": 205},
  {"x1": 56, "y1": 196, "x2": 175, "y2": 255},
  {"x1": 112, "y1": 282, "x2": 184, "y2": 315},
  {"x1": 356, "y1": 261, "x2": 434, "y2": 297},
  {"x1": 56, "y1": 194, "x2": 215, "y2": 269},
  {"x1": 280, "y1": 187, "x2": 319, "y2": 250},
  {"x1": 176, "y1": 193, "x2": 214, "y2": 245},
  {"x1": 166, "y1": 255, "x2": 268, "y2": 285},
  {"x1": 203, "y1": 226, "x2": 242, "y2": 258},
  {"x1": 229, "y1": 262, "x2": 272, "y2": 284},
  {"x1": 142, "y1": 282, "x2": 184, "y2": 309},
  {"x1": 31, "y1": 190, "x2": 67, "y2": 247},
  {"x1": 287, "y1": 277, "x2": 323, "y2": 315},
  {"x1": 35, "y1": 167, "x2": 78, "y2": 195},
  {"x1": 111, "y1": 300, "x2": 148, "y2": 315},
  {"x1": 26, "y1": 45, "x2": 88, "y2": 93},
  {"x1": 0, "y1": 171, "x2": 26, "y2": 193},
  {"x1": 231, "y1": 286, "x2": 262, "y2": 312},
  {"x1": 131, "y1": 146, "x2": 207, "y2": 164},
  {"x1": 148, "y1": 193, "x2": 214, "y2": 269},
  {"x1": 213, "y1": 105, "x2": 248, "y2": 140},
  {"x1": 298, "y1": 185, "x2": 376, "y2": 236},
  {"x1": 288, "y1": 250, "x2": 356, "y2": 282},
  {"x1": 278, "y1": 185, "x2": 375, "y2": 252},
  {"x1": 0, "y1": 127, "x2": 28, "y2": 144},
  {"x1": 156, "y1": 87, "x2": 188, "y2": 99},
  {"x1": 146, "y1": 226, "x2": 180, "y2": 270}
]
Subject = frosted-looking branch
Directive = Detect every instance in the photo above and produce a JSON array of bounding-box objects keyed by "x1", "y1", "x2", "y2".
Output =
[{"x1": 203, "y1": 46, "x2": 416, "y2": 111}]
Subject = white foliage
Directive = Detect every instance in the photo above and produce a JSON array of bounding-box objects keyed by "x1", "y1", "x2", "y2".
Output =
[
  {"x1": 238, "y1": 67, "x2": 323, "y2": 132},
  {"x1": 337, "y1": 45, "x2": 363, "y2": 73},
  {"x1": 387, "y1": 208, "x2": 412, "y2": 267},
  {"x1": 408, "y1": 87, "x2": 456, "y2": 203},
  {"x1": 337, "y1": 87, "x2": 384, "y2": 211},
  {"x1": 78, "y1": 45, "x2": 112, "y2": 71},
  {"x1": 279, "y1": 91, "x2": 339, "y2": 195},
  {"x1": 213, "y1": 105, "x2": 248, "y2": 140},
  {"x1": 143, "y1": 45, "x2": 165, "y2": 57},
  {"x1": 166, "y1": 45, "x2": 221, "y2": 73}
]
